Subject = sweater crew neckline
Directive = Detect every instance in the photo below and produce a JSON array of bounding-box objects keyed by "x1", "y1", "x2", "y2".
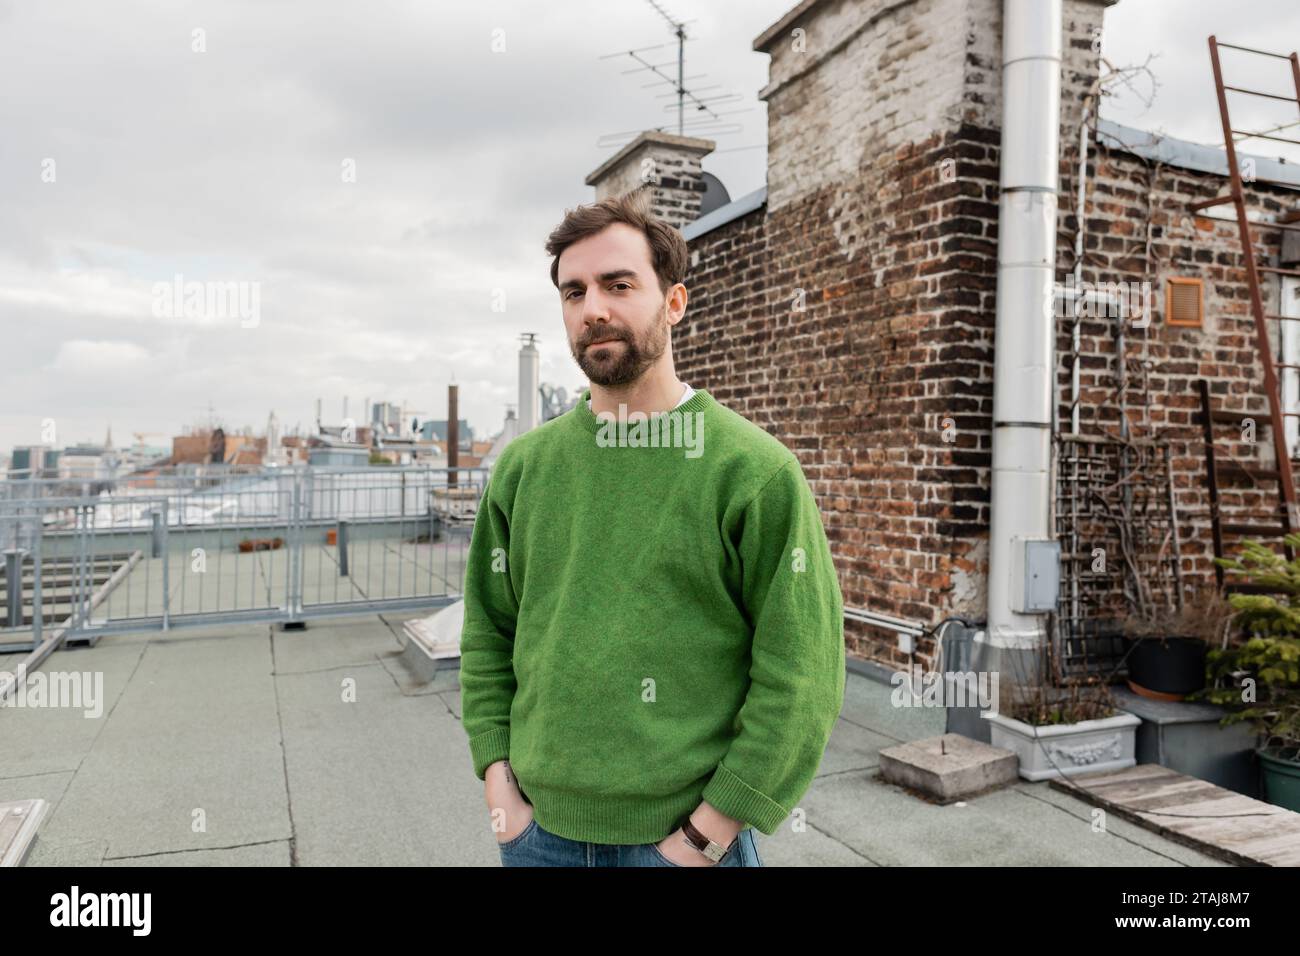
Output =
[{"x1": 572, "y1": 386, "x2": 713, "y2": 434}]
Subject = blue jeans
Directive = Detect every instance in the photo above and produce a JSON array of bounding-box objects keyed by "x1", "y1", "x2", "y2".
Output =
[{"x1": 497, "y1": 814, "x2": 764, "y2": 867}]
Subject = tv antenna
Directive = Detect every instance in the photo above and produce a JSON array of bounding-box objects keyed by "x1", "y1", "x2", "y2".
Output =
[{"x1": 595, "y1": 0, "x2": 749, "y2": 150}]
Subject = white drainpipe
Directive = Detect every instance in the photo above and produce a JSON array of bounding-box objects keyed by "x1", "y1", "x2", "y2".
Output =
[{"x1": 986, "y1": 0, "x2": 1062, "y2": 649}]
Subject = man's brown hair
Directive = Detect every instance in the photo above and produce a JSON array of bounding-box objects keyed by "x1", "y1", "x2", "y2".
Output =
[{"x1": 545, "y1": 188, "x2": 688, "y2": 295}]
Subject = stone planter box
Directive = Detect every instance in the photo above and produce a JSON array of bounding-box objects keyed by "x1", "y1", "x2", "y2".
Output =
[{"x1": 986, "y1": 710, "x2": 1142, "y2": 781}]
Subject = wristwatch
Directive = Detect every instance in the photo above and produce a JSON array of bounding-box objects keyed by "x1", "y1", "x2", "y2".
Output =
[{"x1": 680, "y1": 817, "x2": 736, "y2": 863}]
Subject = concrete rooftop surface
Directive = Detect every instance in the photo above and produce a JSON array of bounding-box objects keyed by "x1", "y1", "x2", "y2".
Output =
[{"x1": 0, "y1": 612, "x2": 1227, "y2": 867}]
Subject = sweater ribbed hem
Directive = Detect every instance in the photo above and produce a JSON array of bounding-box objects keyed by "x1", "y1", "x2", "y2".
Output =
[
  {"x1": 700, "y1": 763, "x2": 790, "y2": 836},
  {"x1": 468, "y1": 728, "x2": 511, "y2": 780},
  {"x1": 519, "y1": 781, "x2": 707, "y2": 845}
]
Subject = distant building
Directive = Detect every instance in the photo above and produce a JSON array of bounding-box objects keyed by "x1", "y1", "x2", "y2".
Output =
[
  {"x1": 308, "y1": 427, "x2": 373, "y2": 467},
  {"x1": 170, "y1": 428, "x2": 263, "y2": 467},
  {"x1": 370, "y1": 402, "x2": 403, "y2": 436},
  {"x1": 420, "y1": 419, "x2": 474, "y2": 448},
  {"x1": 122, "y1": 434, "x2": 171, "y2": 473},
  {"x1": 263, "y1": 411, "x2": 291, "y2": 467},
  {"x1": 308, "y1": 446, "x2": 370, "y2": 467},
  {"x1": 281, "y1": 435, "x2": 310, "y2": 465},
  {"x1": 8, "y1": 445, "x2": 57, "y2": 479},
  {"x1": 317, "y1": 423, "x2": 373, "y2": 446},
  {"x1": 60, "y1": 443, "x2": 118, "y2": 481}
]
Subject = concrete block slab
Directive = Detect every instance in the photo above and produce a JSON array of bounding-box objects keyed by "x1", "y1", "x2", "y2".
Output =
[{"x1": 879, "y1": 733, "x2": 1018, "y2": 803}]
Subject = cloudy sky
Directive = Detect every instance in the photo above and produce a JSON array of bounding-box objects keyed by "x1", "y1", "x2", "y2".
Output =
[{"x1": 3, "y1": 0, "x2": 1299, "y2": 456}]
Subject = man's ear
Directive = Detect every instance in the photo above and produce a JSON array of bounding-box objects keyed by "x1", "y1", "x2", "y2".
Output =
[{"x1": 665, "y1": 283, "x2": 689, "y2": 325}]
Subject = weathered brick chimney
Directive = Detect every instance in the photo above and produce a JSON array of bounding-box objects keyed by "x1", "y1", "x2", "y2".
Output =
[{"x1": 584, "y1": 131, "x2": 715, "y2": 231}]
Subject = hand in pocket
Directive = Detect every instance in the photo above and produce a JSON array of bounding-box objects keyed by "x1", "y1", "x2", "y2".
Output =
[
  {"x1": 485, "y1": 761, "x2": 535, "y2": 845},
  {"x1": 493, "y1": 799, "x2": 534, "y2": 845},
  {"x1": 654, "y1": 827, "x2": 720, "y2": 866}
]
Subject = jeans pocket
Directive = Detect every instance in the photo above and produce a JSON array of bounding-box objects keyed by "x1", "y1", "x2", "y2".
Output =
[
  {"x1": 649, "y1": 842, "x2": 685, "y2": 867},
  {"x1": 711, "y1": 830, "x2": 753, "y2": 866},
  {"x1": 497, "y1": 816, "x2": 538, "y2": 851}
]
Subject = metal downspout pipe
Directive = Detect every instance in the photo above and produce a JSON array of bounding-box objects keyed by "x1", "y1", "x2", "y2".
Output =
[{"x1": 986, "y1": 0, "x2": 1063, "y2": 651}]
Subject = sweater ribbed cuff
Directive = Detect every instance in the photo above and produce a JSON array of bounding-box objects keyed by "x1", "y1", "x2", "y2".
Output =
[
  {"x1": 700, "y1": 763, "x2": 789, "y2": 835},
  {"x1": 469, "y1": 727, "x2": 511, "y2": 780}
]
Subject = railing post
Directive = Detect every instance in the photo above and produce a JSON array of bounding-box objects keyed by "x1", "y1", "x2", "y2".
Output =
[
  {"x1": 151, "y1": 509, "x2": 163, "y2": 559},
  {"x1": 338, "y1": 519, "x2": 349, "y2": 576},
  {"x1": 74, "y1": 504, "x2": 89, "y2": 635},
  {"x1": 3, "y1": 548, "x2": 22, "y2": 629},
  {"x1": 287, "y1": 471, "x2": 304, "y2": 621},
  {"x1": 161, "y1": 500, "x2": 170, "y2": 631},
  {"x1": 31, "y1": 506, "x2": 42, "y2": 651}
]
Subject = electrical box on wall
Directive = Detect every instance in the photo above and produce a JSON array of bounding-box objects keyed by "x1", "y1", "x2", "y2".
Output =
[{"x1": 1011, "y1": 538, "x2": 1060, "y2": 613}]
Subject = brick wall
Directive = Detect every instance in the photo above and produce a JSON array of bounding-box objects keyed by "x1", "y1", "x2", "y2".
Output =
[
  {"x1": 1057, "y1": 135, "x2": 1296, "y2": 593},
  {"x1": 672, "y1": 0, "x2": 1293, "y2": 669},
  {"x1": 678, "y1": 0, "x2": 1052, "y2": 667}
]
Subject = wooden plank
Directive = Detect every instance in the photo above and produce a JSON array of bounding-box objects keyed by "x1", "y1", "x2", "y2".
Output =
[
  {"x1": 1051, "y1": 764, "x2": 1300, "y2": 867},
  {"x1": 1120, "y1": 782, "x2": 1226, "y2": 811}
]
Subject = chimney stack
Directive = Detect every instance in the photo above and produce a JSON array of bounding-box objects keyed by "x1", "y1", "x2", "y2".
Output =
[
  {"x1": 448, "y1": 384, "x2": 459, "y2": 488},
  {"x1": 584, "y1": 131, "x2": 715, "y2": 231},
  {"x1": 518, "y1": 333, "x2": 540, "y2": 435}
]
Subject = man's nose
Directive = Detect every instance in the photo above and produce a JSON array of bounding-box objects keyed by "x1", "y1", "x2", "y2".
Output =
[{"x1": 582, "y1": 286, "x2": 611, "y2": 324}]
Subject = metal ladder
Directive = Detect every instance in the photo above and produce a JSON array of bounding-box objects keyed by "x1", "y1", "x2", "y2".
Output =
[{"x1": 1193, "y1": 38, "x2": 1300, "y2": 585}]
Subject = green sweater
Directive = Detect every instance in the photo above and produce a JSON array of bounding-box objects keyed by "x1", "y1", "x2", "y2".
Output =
[{"x1": 459, "y1": 387, "x2": 845, "y2": 844}]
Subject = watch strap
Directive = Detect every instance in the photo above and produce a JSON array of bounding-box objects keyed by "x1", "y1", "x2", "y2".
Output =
[{"x1": 681, "y1": 818, "x2": 735, "y2": 863}]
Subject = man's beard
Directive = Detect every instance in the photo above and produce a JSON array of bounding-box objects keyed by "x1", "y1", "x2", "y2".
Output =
[{"x1": 572, "y1": 303, "x2": 669, "y2": 388}]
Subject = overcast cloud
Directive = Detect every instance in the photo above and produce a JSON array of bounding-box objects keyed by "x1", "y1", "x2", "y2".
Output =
[{"x1": 2, "y1": 0, "x2": 1297, "y2": 454}]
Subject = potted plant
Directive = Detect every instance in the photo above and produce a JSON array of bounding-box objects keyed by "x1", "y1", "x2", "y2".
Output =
[
  {"x1": 986, "y1": 643, "x2": 1140, "y2": 781},
  {"x1": 1118, "y1": 588, "x2": 1236, "y2": 701},
  {"x1": 1203, "y1": 537, "x2": 1300, "y2": 811}
]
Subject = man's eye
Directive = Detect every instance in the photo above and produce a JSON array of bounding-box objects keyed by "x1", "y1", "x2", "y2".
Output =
[{"x1": 566, "y1": 290, "x2": 583, "y2": 300}]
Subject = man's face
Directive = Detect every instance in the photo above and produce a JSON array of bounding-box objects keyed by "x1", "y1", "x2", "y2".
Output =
[{"x1": 557, "y1": 222, "x2": 681, "y2": 388}]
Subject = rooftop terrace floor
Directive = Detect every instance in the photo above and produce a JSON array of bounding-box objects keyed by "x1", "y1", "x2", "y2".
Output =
[{"x1": 0, "y1": 612, "x2": 1227, "y2": 866}]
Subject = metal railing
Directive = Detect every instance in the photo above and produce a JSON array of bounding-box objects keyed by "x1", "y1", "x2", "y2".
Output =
[{"x1": 0, "y1": 465, "x2": 487, "y2": 653}]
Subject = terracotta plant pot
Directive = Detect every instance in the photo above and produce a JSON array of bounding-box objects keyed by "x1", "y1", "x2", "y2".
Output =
[{"x1": 1122, "y1": 635, "x2": 1206, "y2": 700}]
